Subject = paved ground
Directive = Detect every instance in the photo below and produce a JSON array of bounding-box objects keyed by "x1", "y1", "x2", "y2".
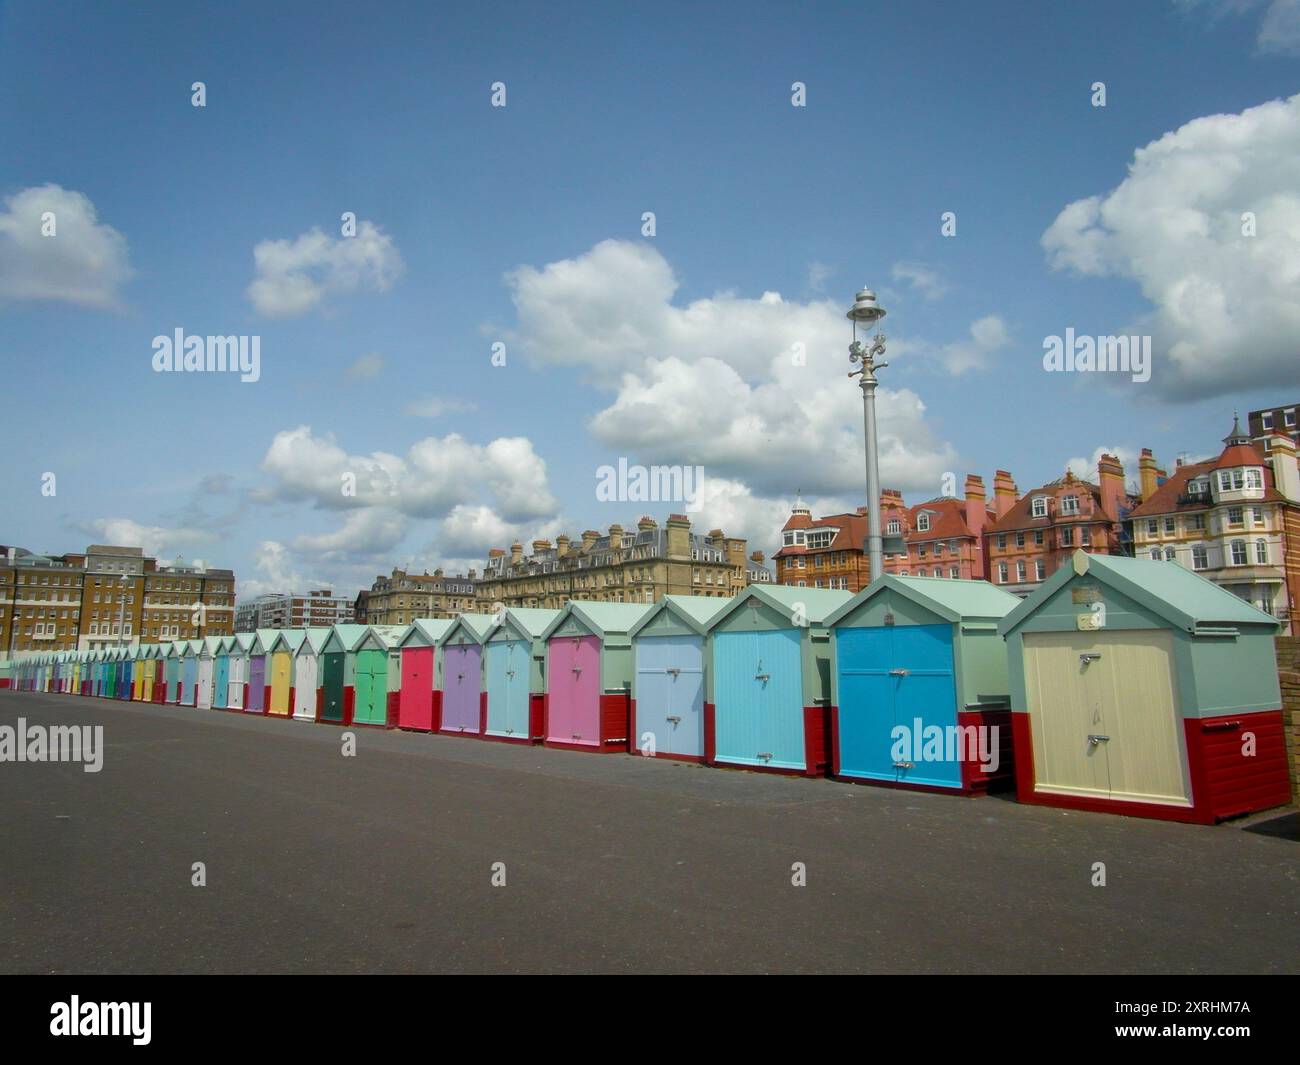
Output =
[{"x1": 1, "y1": 689, "x2": 1297, "y2": 974}]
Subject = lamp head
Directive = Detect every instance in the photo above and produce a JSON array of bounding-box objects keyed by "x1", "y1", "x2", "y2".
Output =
[{"x1": 846, "y1": 288, "x2": 886, "y2": 325}]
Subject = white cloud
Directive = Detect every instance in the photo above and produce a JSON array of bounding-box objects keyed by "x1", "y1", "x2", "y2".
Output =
[
  {"x1": 346, "y1": 352, "x2": 385, "y2": 378},
  {"x1": 806, "y1": 261, "x2": 833, "y2": 292},
  {"x1": 85, "y1": 518, "x2": 212, "y2": 560},
  {"x1": 404, "y1": 396, "x2": 476, "y2": 418},
  {"x1": 937, "y1": 315, "x2": 1010, "y2": 375},
  {"x1": 291, "y1": 507, "x2": 408, "y2": 558},
  {"x1": 247, "y1": 220, "x2": 403, "y2": 317},
  {"x1": 1174, "y1": 0, "x2": 1300, "y2": 55},
  {"x1": 1063, "y1": 445, "x2": 1141, "y2": 482},
  {"x1": 891, "y1": 261, "x2": 949, "y2": 300},
  {"x1": 1042, "y1": 92, "x2": 1300, "y2": 399},
  {"x1": 0, "y1": 184, "x2": 132, "y2": 308},
  {"x1": 506, "y1": 240, "x2": 959, "y2": 499}
]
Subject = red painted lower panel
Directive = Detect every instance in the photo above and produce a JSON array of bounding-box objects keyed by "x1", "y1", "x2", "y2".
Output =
[
  {"x1": 600, "y1": 692, "x2": 631, "y2": 752},
  {"x1": 479, "y1": 691, "x2": 488, "y2": 736},
  {"x1": 315, "y1": 687, "x2": 324, "y2": 723},
  {"x1": 1011, "y1": 708, "x2": 1290, "y2": 824},
  {"x1": 343, "y1": 686, "x2": 355, "y2": 727},
  {"x1": 431, "y1": 690, "x2": 443, "y2": 734},
  {"x1": 958, "y1": 707, "x2": 1015, "y2": 794},
  {"x1": 703, "y1": 701, "x2": 716, "y2": 765},
  {"x1": 528, "y1": 693, "x2": 544, "y2": 743},
  {"x1": 386, "y1": 690, "x2": 400, "y2": 729},
  {"x1": 262, "y1": 685, "x2": 272, "y2": 716},
  {"x1": 288, "y1": 686, "x2": 296, "y2": 715},
  {"x1": 802, "y1": 705, "x2": 830, "y2": 777}
]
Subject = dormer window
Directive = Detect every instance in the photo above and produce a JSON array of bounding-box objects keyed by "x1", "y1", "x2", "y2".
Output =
[
  {"x1": 916, "y1": 513, "x2": 931, "y2": 532},
  {"x1": 1059, "y1": 495, "x2": 1079, "y2": 516},
  {"x1": 886, "y1": 520, "x2": 901, "y2": 535},
  {"x1": 1245, "y1": 468, "x2": 1263, "y2": 490},
  {"x1": 1031, "y1": 497, "x2": 1047, "y2": 519}
]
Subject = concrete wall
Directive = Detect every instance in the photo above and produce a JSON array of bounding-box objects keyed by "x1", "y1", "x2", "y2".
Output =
[{"x1": 1276, "y1": 636, "x2": 1300, "y2": 803}]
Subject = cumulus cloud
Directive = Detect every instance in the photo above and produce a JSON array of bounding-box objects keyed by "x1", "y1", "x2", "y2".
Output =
[
  {"x1": 937, "y1": 315, "x2": 1009, "y2": 375},
  {"x1": 0, "y1": 184, "x2": 132, "y2": 308},
  {"x1": 84, "y1": 518, "x2": 213, "y2": 559},
  {"x1": 891, "y1": 261, "x2": 949, "y2": 301},
  {"x1": 1063, "y1": 445, "x2": 1141, "y2": 483},
  {"x1": 404, "y1": 396, "x2": 476, "y2": 418},
  {"x1": 291, "y1": 507, "x2": 408, "y2": 558},
  {"x1": 247, "y1": 220, "x2": 403, "y2": 317},
  {"x1": 346, "y1": 352, "x2": 385, "y2": 378},
  {"x1": 506, "y1": 240, "x2": 959, "y2": 499},
  {"x1": 1174, "y1": 0, "x2": 1300, "y2": 56},
  {"x1": 1042, "y1": 92, "x2": 1300, "y2": 399}
]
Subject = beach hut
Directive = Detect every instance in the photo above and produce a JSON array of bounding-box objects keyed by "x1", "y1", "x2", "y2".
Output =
[
  {"x1": 244, "y1": 629, "x2": 278, "y2": 714},
  {"x1": 180, "y1": 640, "x2": 202, "y2": 706},
  {"x1": 707, "y1": 586, "x2": 853, "y2": 776},
  {"x1": 395, "y1": 619, "x2": 454, "y2": 732},
  {"x1": 152, "y1": 645, "x2": 167, "y2": 703},
  {"x1": 138, "y1": 645, "x2": 156, "y2": 703},
  {"x1": 163, "y1": 643, "x2": 183, "y2": 703},
  {"x1": 998, "y1": 551, "x2": 1291, "y2": 824},
  {"x1": 540, "y1": 602, "x2": 650, "y2": 753},
  {"x1": 267, "y1": 629, "x2": 307, "y2": 717},
  {"x1": 348, "y1": 625, "x2": 404, "y2": 727},
  {"x1": 99, "y1": 649, "x2": 115, "y2": 698},
  {"x1": 292, "y1": 628, "x2": 330, "y2": 722},
  {"x1": 825, "y1": 575, "x2": 1020, "y2": 792},
  {"x1": 437, "y1": 614, "x2": 497, "y2": 736},
  {"x1": 227, "y1": 632, "x2": 255, "y2": 711},
  {"x1": 129, "y1": 647, "x2": 144, "y2": 700},
  {"x1": 211, "y1": 637, "x2": 232, "y2": 709},
  {"x1": 195, "y1": 636, "x2": 222, "y2": 710},
  {"x1": 319, "y1": 624, "x2": 369, "y2": 725},
  {"x1": 483, "y1": 608, "x2": 561, "y2": 744},
  {"x1": 627, "y1": 596, "x2": 729, "y2": 762}
]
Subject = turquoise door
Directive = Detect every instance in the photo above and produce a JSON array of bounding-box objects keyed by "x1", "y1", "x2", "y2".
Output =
[
  {"x1": 485, "y1": 640, "x2": 530, "y2": 738},
  {"x1": 714, "y1": 629, "x2": 804, "y2": 770},
  {"x1": 837, "y1": 624, "x2": 960, "y2": 788},
  {"x1": 214, "y1": 656, "x2": 230, "y2": 709},
  {"x1": 636, "y1": 635, "x2": 705, "y2": 758}
]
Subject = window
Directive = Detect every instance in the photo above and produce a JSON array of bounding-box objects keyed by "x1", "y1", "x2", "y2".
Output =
[
  {"x1": 1034, "y1": 530, "x2": 1044, "y2": 545},
  {"x1": 950, "y1": 567, "x2": 960, "y2": 579},
  {"x1": 806, "y1": 531, "x2": 833, "y2": 550},
  {"x1": 782, "y1": 532, "x2": 795, "y2": 546},
  {"x1": 1261, "y1": 412, "x2": 1274, "y2": 429},
  {"x1": 930, "y1": 567, "x2": 939, "y2": 578},
  {"x1": 1060, "y1": 495, "x2": 1079, "y2": 515},
  {"x1": 1031, "y1": 497, "x2": 1047, "y2": 518},
  {"x1": 1230, "y1": 540, "x2": 1247, "y2": 566},
  {"x1": 886, "y1": 520, "x2": 900, "y2": 536},
  {"x1": 1149, "y1": 548, "x2": 1161, "y2": 561},
  {"x1": 1081, "y1": 528, "x2": 1091, "y2": 547},
  {"x1": 1146, "y1": 519, "x2": 1158, "y2": 535},
  {"x1": 1015, "y1": 532, "x2": 1025, "y2": 547},
  {"x1": 1060, "y1": 528, "x2": 1074, "y2": 547},
  {"x1": 1188, "y1": 514, "x2": 1205, "y2": 531},
  {"x1": 1286, "y1": 410, "x2": 1296, "y2": 427},
  {"x1": 1228, "y1": 506, "x2": 1244, "y2": 526},
  {"x1": 997, "y1": 534, "x2": 1006, "y2": 549},
  {"x1": 1255, "y1": 539, "x2": 1268, "y2": 564},
  {"x1": 1163, "y1": 517, "x2": 1175, "y2": 534},
  {"x1": 916, "y1": 514, "x2": 930, "y2": 532},
  {"x1": 1016, "y1": 561, "x2": 1026, "y2": 582},
  {"x1": 1245, "y1": 468, "x2": 1263, "y2": 490},
  {"x1": 1035, "y1": 560, "x2": 1046, "y2": 581},
  {"x1": 997, "y1": 563, "x2": 1007, "y2": 583},
  {"x1": 1260, "y1": 588, "x2": 1276, "y2": 615},
  {"x1": 1164, "y1": 547, "x2": 1175, "y2": 562},
  {"x1": 1187, "y1": 479, "x2": 1208, "y2": 496}
]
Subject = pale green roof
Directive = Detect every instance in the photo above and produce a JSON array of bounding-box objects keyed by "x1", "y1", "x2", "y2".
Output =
[
  {"x1": 437, "y1": 613, "x2": 498, "y2": 646},
  {"x1": 629, "y1": 594, "x2": 731, "y2": 638},
  {"x1": 494, "y1": 607, "x2": 562, "y2": 640},
  {"x1": 1000, "y1": 551, "x2": 1282, "y2": 636},
  {"x1": 398, "y1": 618, "x2": 455, "y2": 648},
  {"x1": 231, "y1": 632, "x2": 256, "y2": 654},
  {"x1": 295, "y1": 627, "x2": 332, "y2": 655},
  {"x1": 269, "y1": 629, "x2": 308, "y2": 654},
  {"x1": 363, "y1": 624, "x2": 407, "y2": 650},
  {"x1": 826, "y1": 574, "x2": 1021, "y2": 627},
  {"x1": 541, "y1": 601, "x2": 651, "y2": 640},
  {"x1": 323, "y1": 624, "x2": 370, "y2": 653},
  {"x1": 709, "y1": 585, "x2": 853, "y2": 630}
]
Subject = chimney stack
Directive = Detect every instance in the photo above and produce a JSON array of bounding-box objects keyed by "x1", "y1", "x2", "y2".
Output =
[
  {"x1": 555, "y1": 534, "x2": 571, "y2": 558},
  {"x1": 1097, "y1": 453, "x2": 1127, "y2": 523},
  {"x1": 1268, "y1": 433, "x2": 1300, "y2": 502},
  {"x1": 510, "y1": 542, "x2": 523, "y2": 566},
  {"x1": 964, "y1": 474, "x2": 987, "y2": 539},
  {"x1": 1138, "y1": 449, "x2": 1160, "y2": 502},
  {"x1": 993, "y1": 470, "x2": 1017, "y2": 518}
]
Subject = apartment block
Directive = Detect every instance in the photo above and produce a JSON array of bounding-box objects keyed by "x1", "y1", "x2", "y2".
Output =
[
  {"x1": 235, "y1": 589, "x2": 356, "y2": 632},
  {"x1": 364, "y1": 569, "x2": 479, "y2": 625}
]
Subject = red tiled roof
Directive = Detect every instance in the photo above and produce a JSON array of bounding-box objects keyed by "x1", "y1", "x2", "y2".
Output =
[
  {"x1": 1128, "y1": 455, "x2": 1283, "y2": 517},
  {"x1": 985, "y1": 477, "x2": 1128, "y2": 534}
]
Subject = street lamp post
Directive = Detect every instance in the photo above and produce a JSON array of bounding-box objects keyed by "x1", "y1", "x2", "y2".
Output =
[{"x1": 847, "y1": 288, "x2": 888, "y2": 583}]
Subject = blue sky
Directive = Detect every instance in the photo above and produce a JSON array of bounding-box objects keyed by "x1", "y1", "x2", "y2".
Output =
[{"x1": 2, "y1": 0, "x2": 1298, "y2": 599}]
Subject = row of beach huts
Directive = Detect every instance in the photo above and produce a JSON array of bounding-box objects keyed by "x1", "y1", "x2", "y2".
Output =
[{"x1": 5, "y1": 552, "x2": 1293, "y2": 824}]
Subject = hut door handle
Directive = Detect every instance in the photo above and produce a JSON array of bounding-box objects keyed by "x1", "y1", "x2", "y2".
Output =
[
  {"x1": 666, "y1": 667, "x2": 680, "y2": 676},
  {"x1": 757, "y1": 752, "x2": 772, "y2": 761},
  {"x1": 1080, "y1": 653, "x2": 1101, "y2": 664},
  {"x1": 1088, "y1": 734, "x2": 1109, "y2": 746},
  {"x1": 755, "y1": 673, "x2": 770, "y2": 682},
  {"x1": 667, "y1": 715, "x2": 681, "y2": 725},
  {"x1": 893, "y1": 761, "x2": 914, "y2": 768},
  {"x1": 889, "y1": 668, "x2": 909, "y2": 677}
]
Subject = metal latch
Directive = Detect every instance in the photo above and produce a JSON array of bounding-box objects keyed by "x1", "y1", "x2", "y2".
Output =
[
  {"x1": 893, "y1": 761, "x2": 914, "y2": 769},
  {"x1": 1087, "y1": 734, "x2": 1109, "y2": 746},
  {"x1": 1079, "y1": 652, "x2": 1101, "y2": 664},
  {"x1": 667, "y1": 715, "x2": 681, "y2": 725},
  {"x1": 755, "y1": 673, "x2": 770, "y2": 682},
  {"x1": 572, "y1": 666, "x2": 582, "y2": 674},
  {"x1": 666, "y1": 667, "x2": 680, "y2": 676},
  {"x1": 889, "y1": 668, "x2": 909, "y2": 677}
]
